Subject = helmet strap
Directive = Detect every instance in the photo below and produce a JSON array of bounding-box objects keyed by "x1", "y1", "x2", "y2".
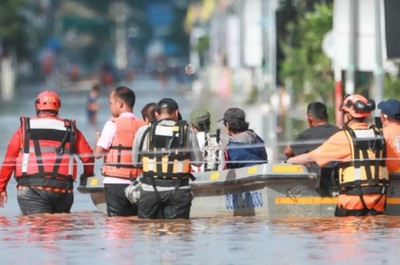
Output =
[{"x1": 343, "y1": 112, "x2": 355, "y2": 128}]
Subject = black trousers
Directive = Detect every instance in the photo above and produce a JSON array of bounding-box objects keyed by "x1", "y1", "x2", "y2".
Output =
[
  {"x1": 104, "y1": 183, "x2": 138, "y2": 217},
  {"x1": 138, "y1": 187, "x2": 192, "y2": 219}
]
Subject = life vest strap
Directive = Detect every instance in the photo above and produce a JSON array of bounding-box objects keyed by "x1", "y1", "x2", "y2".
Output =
[
  {"x1": 342, "y1": 186, "x2": 386, "y2": 195},
  {"x1": 17, "y1": 176, "x2": 74, "y2": 190},
  {"x1": 103, "y1": 174, "x2": 141, "y2": 180},
  {"x1": 141, "y1": 176, "x2": 189, "y2": 187},
  {"x1": 109, "y1": 145, "x2": 132, "y2": 150},
  {"x1": 103, "y1": 163, "x2": 137, "y2": 169},
  {"x1": 142, "y1": 172, "x2": 190, "y2": 180},
  {"x1": 340, "y1": 179, "x2": 389, "y2": 188}
]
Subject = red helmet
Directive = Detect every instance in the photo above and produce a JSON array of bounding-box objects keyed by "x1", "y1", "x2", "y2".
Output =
[
  {"x1": 35, "y1": 90, "x2": 61, "y2": 112},
  {"x1": 339, "y1": 94, "x2": 375, "y2": 118}
]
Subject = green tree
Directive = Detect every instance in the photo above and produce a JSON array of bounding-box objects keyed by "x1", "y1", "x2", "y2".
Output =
[
  {"x1": 0, "y1": 0, "x2": 29, "y2": 58},
  {"x1": 280, "y1": 3, "x2": 333, "y2": 103}
]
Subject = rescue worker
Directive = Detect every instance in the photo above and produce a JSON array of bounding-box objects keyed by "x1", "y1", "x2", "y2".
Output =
[
  {"x1": 0, "y1": 90, "x2": 94, "y2": 215},
  {"x1": 221, "y1": 107, "x2": 268, "y2": 169},
  {"x1": 288, "y1": 94, "x2": 388, "y2": 217},
  {"x1": 94, "y1": 86, "x2": 146, "y2": 216},
  {"x1": 190, "y1": 108, "x2": 225, "y2": 171},
  {"x1": 132, "y1": 98, "x2": 203, "y2": 219},
  {"x1": 377, "y1": 99, "x2": 400, "y2": 176}
]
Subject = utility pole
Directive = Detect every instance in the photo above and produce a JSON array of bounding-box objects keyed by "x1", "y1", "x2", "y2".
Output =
[
  {"x1": 374, "y1": 0, "x2": 384, "y2": 110},
  {"x1": 345, "y1": 0, "x2": 357, "y2": 95},
  {"x1": 112, "y1": 2, "x2": 129, "y2": 71}
]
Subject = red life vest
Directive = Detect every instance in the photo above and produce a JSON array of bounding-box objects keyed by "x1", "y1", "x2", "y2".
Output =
[
  {"x1": 102, "y1": 117, "x2": 145, "y2": 179},
  {"x1": 15, "y1": 116, "x2": 77, "y2": 190}
]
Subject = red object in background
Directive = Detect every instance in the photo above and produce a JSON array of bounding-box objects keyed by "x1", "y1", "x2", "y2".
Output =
[{"x1": 69, "y1": 64, "x2": 80, "y2": 82}]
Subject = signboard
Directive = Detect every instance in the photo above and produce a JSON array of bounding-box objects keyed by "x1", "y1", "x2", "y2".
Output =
[
  {"x1": 333, "y1": 0, "x2": 386, "y2": 71},
  {"x1": 243, "y1": 0, "x2": 262, "y2": 67}
]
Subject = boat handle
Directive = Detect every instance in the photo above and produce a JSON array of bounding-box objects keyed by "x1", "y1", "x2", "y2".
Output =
[{"x1": 287, "y1": 189, "x2": 298, "y2": 201}]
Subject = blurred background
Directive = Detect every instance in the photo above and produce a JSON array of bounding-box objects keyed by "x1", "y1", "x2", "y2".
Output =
[{"x1": 0, "y1": 0, "x2": 399, "y2": 161}]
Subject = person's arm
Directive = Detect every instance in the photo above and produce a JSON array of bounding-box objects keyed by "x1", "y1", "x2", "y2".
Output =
[
  {"x1": 0, "y1": 129, "x2": 21, "y2": 192},
  {"x1": 0, "y1": 129, "x2": 21, "y2": 207},
  {"x1": 132, "y1": 126, "x2": 147, "y2": 167},
  {"x1": 188, "y1": 128, "x2": 203, "y2": 167},
  {"x1": 288, "y1": 131, "x2": 346, "y2": 167},
  {"x1": 93, "y1": 121, "x2": 115, "y2": 159},
  {"x1": 287, "y1": 152, "x2": 313, "y2": 165},
  {"x1": 74, "y1": 129, "x2": 94, "y2": 176},
  {"x1": 217, "y1": 140, "x2": 226, "y2": 170},
  {"x1": 93, "y1": 146, "x2": 107, "y2": 159}
]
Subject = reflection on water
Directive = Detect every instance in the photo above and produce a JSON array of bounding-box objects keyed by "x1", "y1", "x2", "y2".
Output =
[
  {"x1": 3, "y1": 190, "x2": 400, "y2": 261},
  {"x1": 2, "y1": 214, "x2": 400, "y2": 264}
]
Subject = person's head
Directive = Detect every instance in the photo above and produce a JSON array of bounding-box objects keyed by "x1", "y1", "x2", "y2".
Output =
[
  {"x1": 92, "y1": 83, "x2": 100, "y2": 93},
  {"x1": 35, "y1": 90, "x2": 61, "y2": 116},
  {"x1": 190, "y1": 108, "x2": 211, "y2": 132},
  {"x1": 339, "y1": 94, "x2": 375, "y2": 124},
  {"x1": 156, "y1": 98, "x2": 181, "y2": 121},
  {"x1": 109, "y1": 86, "x2": 136, "y2": 117},
  {"x1": 141, "y1": 102, "x2": 157, "y2": 124},
  {"x1": 378, "y1": 99, "x2": 400, "y2": 125},
  {"x1": 307, "y1": 102, "x2": 328, "y2": 127},
  {"x1": 221, "y1": 107, "x2": 249, "y2": 134}
]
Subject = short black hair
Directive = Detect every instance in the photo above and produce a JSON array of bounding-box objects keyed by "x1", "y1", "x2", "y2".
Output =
[
  {"x1": 226, "y1": 119, "x2": 249, "y2": 132},
  {"x1": 114, "y1": 86, "x2": 135, "y2": 108},
  {"x1": 307, "y1": 102, "x2": 328, "y2": 120}
]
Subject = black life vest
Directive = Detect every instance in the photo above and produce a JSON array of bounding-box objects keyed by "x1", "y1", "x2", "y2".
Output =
[
  {"x1": 140, "y1": 119, "x2": 191, "y2": 179},
  {"x1": 338, "y1": 126, "x2": 389, "y2": 194}
]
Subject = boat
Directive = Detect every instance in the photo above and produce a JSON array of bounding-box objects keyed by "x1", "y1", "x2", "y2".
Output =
[{"x1": 77, "y1": 163, "x2": 400, "y2": 217}]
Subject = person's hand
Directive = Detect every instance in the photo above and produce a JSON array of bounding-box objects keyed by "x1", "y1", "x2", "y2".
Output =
[
  {"x1": 0, "y1": 191, "x2": 7, "y2": 208},
  {"x1": 79, "y1": 174, "x2": 88, "y2": 186}
]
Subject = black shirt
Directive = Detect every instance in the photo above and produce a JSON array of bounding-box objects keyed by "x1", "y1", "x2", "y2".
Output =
[{"x1": 290, "y1": 124, "x2": 340, "y2": 156}]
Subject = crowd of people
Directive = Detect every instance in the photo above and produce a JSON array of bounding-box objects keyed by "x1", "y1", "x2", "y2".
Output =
[{"x1": 0, "y1": 86, "x2": 399, "y2": 219}]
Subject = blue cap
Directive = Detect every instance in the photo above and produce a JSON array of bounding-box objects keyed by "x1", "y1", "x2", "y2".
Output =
[{"x1": 378, "y1": 99, "x2": 400, "y2": 121}]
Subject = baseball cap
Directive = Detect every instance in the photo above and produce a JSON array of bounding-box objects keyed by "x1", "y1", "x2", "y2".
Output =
[
  {"x1": 378, "y1": 99, "x2": 400, "y2": 121},
  {"x1": 190, "y1": 108, "x2": 211, "y2": 127},
  {"x1": 219, "y1": 107, "x2": 246, "y2": 123},
  {"x1": 157, "y1": 98, "x2": 182, "y2": 120},
  {"x1": 157, "y1": 98, "x2": 179, "y2": 110}
]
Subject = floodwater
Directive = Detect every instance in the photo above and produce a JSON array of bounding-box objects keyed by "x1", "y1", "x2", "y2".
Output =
[{"x1": 1, "y1": 79, "x2": 400, "y2": 264}]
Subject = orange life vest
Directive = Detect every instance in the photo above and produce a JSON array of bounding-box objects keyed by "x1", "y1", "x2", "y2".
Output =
[
  {"x1": 102, "y1": 117, "x2": 145, "y2": 179},
  {"x1": 15, "y1": 116, "x2": 77, "y2": 190}
]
